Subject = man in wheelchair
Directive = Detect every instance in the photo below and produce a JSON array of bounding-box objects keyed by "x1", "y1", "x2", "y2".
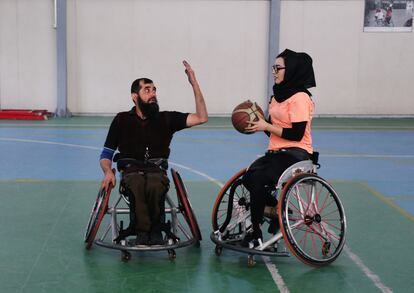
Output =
[{"x1": 99, "y1": 61, "x2": 207, "y2": 246}]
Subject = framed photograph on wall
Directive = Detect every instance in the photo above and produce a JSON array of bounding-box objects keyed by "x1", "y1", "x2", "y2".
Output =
[{"x1": 364, "y1": 0, "x2": 413, "y2": 32}]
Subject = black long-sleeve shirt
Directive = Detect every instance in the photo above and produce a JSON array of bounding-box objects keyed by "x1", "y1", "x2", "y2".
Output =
[{"x1": 101, "y1": 107, "x2": 188, "y2": 161}]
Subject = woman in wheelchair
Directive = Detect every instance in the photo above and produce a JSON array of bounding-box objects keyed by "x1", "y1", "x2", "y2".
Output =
[{"x1": 242, "y1": 49, "x2": 316, "y2": 247}]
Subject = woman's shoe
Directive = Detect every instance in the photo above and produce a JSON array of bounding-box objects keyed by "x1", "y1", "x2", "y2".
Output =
[{"x1": 241, "y1": 230, "x2": 263, "y2": 248}]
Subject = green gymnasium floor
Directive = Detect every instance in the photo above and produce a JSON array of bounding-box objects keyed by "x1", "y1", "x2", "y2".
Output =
[{"x1": 0, "y1": 117, "x2": 413, "y2": 292}]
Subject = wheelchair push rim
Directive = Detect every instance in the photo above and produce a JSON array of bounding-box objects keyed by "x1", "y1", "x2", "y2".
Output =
[
  {"x1": 171, "y1": 168, "x2": 202, "y2": 242},
  {"x1": 84, "y1": 186, "x2": 112, "y2": 249},
  {"x1": 212, "y1": 168, "x2": 250, "y2": 237},
  {"x1": 278, "y1": 173, "x2": 347, "y2": 267}
]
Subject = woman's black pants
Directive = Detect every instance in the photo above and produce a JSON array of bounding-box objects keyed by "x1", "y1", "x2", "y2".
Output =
[{"x1": 242, "y1": 148, "x2": 310, "y2": 231}]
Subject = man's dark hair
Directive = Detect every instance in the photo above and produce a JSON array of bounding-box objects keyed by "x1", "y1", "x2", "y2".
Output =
[{"x1": 131, "y1": 78, "x2": 153, "y2": 94}]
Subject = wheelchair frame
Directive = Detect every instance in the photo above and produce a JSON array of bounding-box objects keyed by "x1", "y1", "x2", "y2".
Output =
[
  {"x1": 211, "y1": 155, "x2": 347, "y2": 267},
  {"x1": 84, "y1": 168, "x2": 201, "y2": 261}
]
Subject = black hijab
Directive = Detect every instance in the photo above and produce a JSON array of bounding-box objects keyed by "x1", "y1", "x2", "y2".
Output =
[{"x1": 272, "y1": 49, "x2": 316, "y2": 103}]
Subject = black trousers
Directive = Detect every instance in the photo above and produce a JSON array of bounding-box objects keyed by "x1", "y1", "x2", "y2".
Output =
[
  {"x1": 242, "y1": 148, "x2": 310, "y2": 231},
  {"x1": 122, "y1": 171, "x2": 170, "y2": 232}
]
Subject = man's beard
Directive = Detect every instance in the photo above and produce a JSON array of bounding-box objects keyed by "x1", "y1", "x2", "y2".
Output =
[{"x1": 137, "y1": 96, "x2": 159, "y2": 119}]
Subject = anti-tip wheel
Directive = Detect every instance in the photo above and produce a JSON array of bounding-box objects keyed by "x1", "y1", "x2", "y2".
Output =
[
  {"x1": 121, "y1": 251, "x2": 131, "y2": 262},
  {"x1": 215, "y1": 245, "x2": 223, "y2": 256},
  {"x1": 168, "y1": 249, "x2": 176, "y2": 260},
  {"x1": 247, "y1": 255, "x2": 256, "y2": 268}
]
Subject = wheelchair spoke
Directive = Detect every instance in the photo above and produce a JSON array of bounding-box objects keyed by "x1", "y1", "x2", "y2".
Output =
[
  {"x1": 288, "y1": 216, "x2": 303, "y2": 222},
  {"x1": 301, "y1": 186, "x2": 315, "y2": 215},
  {"x1": 290, "y1": 187, "x2": 310, "y2": 216},
  {"x1": 305, "y1": 183, "x2": 312, "y2": 208},
  {"x1": 321, "y1": 209, "x2": 341, "y2": 220},
  {"x1": 213, "y1": 171, "x2": 252, "y2": 237},
  {"x1": 217, "y1": 211, "x2": 227, "y2": 220},
  {"x1": 298, "y1": 229, "x2": 310, "y2": 247},
  {"x1": 309, "y1": 182, "x2": 324, "y2": 214},
  {"x1": 320, "y1": 224, "x2": 341, "y2": 241},
  {"x1": 287, "y1": 200, "x2": 302, "y2": 216},
  {"x1": 294, "y1": 185, "x2": 307, "y2": 214},
  {"x1": 318, "y1": 195, "x2": 336, "y2": 215},
  {"x1": 322, "y1": 220, "x2": 342, "y2": 231},
  {"x1": 280, "y1": 174, "x2": 346, "y2": 266}
]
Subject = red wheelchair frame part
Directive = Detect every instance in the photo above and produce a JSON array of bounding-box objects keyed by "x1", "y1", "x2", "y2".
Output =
[
  {"x1": 85, "y1": 186, "x2": 113, "y2": 250},
  {"x1": 171, "y1": 168, "x2": 202, "y2": 242}
]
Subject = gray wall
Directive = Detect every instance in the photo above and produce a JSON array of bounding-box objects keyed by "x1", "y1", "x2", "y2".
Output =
[
  {"x1": 0, "y1": 0, "x2": 56, "y2": 111},
  {"x1": 280, "y1": 0, "x2": 414, "y2": 116},
  {"x1": 66, "y1": 0, "x2": 269, "y2": 115},
  {"x1": 1, "y1": 0, "x2": 413, "y2": 116}
]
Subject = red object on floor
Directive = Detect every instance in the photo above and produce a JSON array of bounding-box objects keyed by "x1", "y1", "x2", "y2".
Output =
[{"x1": 0, "y1": 109, "x2": 51, "y2": 120}]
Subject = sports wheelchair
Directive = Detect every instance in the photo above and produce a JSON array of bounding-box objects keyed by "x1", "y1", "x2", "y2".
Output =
[
  {"x1": 84, "y1": 160, "x2": 201, "y2": 262},
  {"x1": 210, "y1": 152, "x2": 347, "y2": 267}
]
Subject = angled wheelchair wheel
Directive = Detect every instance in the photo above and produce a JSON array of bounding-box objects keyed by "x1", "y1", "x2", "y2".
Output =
[
  {"x1": 84, "y1": 186, "x2": 113, "y2": 249},
  {"x1": 278, "y1": 173, "x2": 346, "y2": 267},
  {"x1": 171, "y1": 168, "x2": 202, "y2": 242},
  {"x1": 212, "y1": 168, "x2": 250, "y2": 237}
]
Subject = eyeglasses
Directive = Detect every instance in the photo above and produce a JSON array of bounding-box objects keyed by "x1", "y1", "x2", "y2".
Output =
[{"x1": 272, "y1": 65, "x2": 285, "y2": 73}]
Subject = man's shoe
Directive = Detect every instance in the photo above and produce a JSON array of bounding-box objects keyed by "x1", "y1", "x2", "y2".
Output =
[
  {"x1": 114, "y1": 226, "x2": 134, "y2": 244},
  {"x1": 135, "y1": 232, "x2": 150, "y2": 245},
  {"x1": 149, "y1": 230, "x2": 165, "y2": 245}
]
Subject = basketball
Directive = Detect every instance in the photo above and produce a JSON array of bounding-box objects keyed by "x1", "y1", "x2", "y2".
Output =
[{"x1": 231, "y1": 100, "x2": 265, "y2": 134}]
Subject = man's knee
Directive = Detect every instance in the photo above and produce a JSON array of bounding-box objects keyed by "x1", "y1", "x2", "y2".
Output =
[
  {"x1": 119, "y1": 172, "x2": 151, "y2": 232},
  {"x1": 145, "y1": 172, "x2": 169, "y2": 223},
  {"x1": 122, "y1": 172, "x2": 145, "y2": 196},
  {"x1": 146, "y1": 172, "x2": 170, "y2": 197}
]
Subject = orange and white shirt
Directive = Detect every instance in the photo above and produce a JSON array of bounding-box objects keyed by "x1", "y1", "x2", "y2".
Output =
[{"x1": 268, "y1": 92, "x2": 314, "y2": 154}]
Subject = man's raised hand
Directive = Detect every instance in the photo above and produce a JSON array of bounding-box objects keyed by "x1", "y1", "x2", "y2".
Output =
[{"x1": 183, "y1": 60, "x2": 197, "y2": 85}]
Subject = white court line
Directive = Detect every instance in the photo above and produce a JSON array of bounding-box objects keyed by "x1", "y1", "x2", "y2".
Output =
[
  {"x1": 312, "y1": 125, "x2": 414, "y2": 130},
  {"x1": 262, "y1": 256, "x2": 290, "y2": 293},
  {"x1": 1, "y1": 122, "x2": 414, "y2": 130},
  {"x1": 2, "y1": 138, "x2": 413, "y2": 160},
  {"x1": 0, "y1": 138, "x2": 224, "y2": 187},
  {"x1": 257, "y1": 153, "x2": 414, "y2": 159},
  {"x1": 3, "y1": 138, "x2": 412, "y2": 159},
  {"x1": 0, "y1": 137, "x2": 100, "y2": 150},
  {"x1": 325, "y1": 224, "x2": 393, "y2": 293},
  {"x1": 169, "y1": 162, "x2": 224, "y2": 188},
  {"x1": 0, "y1": 123, "x2": 110, "y2": 128},
  {"x1": 19, "y1": 184, "x2": 71, "y2": 293},
  {"x1": 0, "y1": 123, "x2": 231, "y2": 129},
  {"x1": 1, "y1": 136, "x2": 394, "y2": 291},
  {"x1": 0, "y1": 136, "x2": 289, "y2": 291},
  {"x1": 344, "y1": 246, "x2": 393, "y2": 293},
  {"x1": 323, "y1": 154, "x2": 414, "y2": 158}
]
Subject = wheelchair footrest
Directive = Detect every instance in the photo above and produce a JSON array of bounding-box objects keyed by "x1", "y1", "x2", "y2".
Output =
[
  {"x1": 210, "y1": 232, "x2": 290, "y2": 257},
  {"x1": 95, "y1": 237, "x2": 197, "y2": 252}
]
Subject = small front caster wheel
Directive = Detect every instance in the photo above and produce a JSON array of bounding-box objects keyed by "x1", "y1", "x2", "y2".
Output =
[
  {"x1": 121, "y1": 250, "x2": 131, "y2": 262},
  {"x1": 215, "y1": 245, "x2": 223, "y2": 256},
  {"x1": 247, "y1": 255, "x2": 256, "y2": 268},
  {"x1": 168, "y1": 249, "x2": 176, "y2": 260}
]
